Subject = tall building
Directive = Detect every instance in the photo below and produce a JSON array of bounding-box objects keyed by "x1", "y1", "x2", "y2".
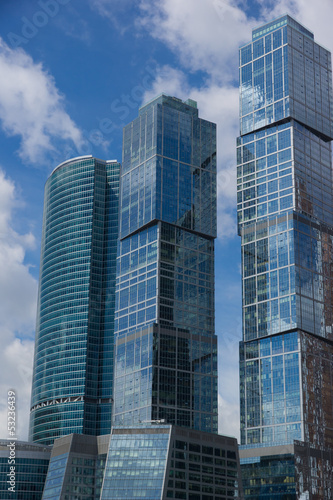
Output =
[
  {"x1": 237, "y1": 15, "x2": 333, "y2": 497},
  {"x1": 112, "y1": 94, "x2": 218, "y2": 433},
  {"x1": 29, "y1": 156, "x2": 120, "y2": 445}
]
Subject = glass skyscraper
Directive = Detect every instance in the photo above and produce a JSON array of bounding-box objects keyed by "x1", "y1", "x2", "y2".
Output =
[
  {"x1": 237, "y1": 15, "x2": 333, "y2": 497},
  {"x1": 29, "y1": 156, "x2": 120, "y2": 445},
  {"x1": 112, "y1": 94, "x2": 218, "y2": 433}
]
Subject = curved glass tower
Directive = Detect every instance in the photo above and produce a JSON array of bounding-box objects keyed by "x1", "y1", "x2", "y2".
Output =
[{"x1": 29, "y1": 155, "x2": 120, "y2": 445}]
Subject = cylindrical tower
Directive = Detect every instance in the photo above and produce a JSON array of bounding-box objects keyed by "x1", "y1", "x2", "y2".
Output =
[{"x1": 29, "y1": 156, "x2": 120, "y2": 445}]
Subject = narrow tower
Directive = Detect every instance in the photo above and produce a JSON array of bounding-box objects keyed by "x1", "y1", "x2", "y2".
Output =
[
  {"x1": 112, "y1": 94, "x2": 218, "y2": 432},
  {"x1": 29, "y1": 156, "x2": 120, "y2": 444},
  {"x1": 237, "y1": 15, "x2": 333, "y2": 497}
]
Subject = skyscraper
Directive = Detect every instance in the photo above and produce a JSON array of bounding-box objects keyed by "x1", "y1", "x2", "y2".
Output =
[
  {"x1": 29, "y1": 156, "x2": 120, "y2": 445},
  {"x1": 112, "y1": 94, "x2": 218, "y2": 433},
  {"x1": 237, "y1": 15, "x2": 333, "y2": 497}
]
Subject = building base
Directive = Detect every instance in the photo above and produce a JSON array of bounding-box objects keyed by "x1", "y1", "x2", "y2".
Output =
[
  {"x1": 240, "y1": 442, "x2": 333, "y2": 499},
  {"x1": 40, "y1": 425, "x2": 243, "y2": 499}
]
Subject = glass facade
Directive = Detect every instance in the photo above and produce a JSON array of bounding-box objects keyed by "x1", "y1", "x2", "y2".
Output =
[
  {"x1": 40, "y1": 426, "x2": 242, "y2": 500},
  {"x1": 42, "y1": 452, "x2": 103, "y2": 500},
  {"x1": 100, "y1": 425, "x2": 241, "y2": 500},
  {"x1": 0, "y1": 440, "x2": 51, "y2": 500},
  {"x1": 238, "y1": 15, "x2": 333, "y2": 498},
  {"x1": 240, "y1": 331, "x2": 301, "y2": 447},
  {"x1": 42, "y1": 453, "x2": 68, "y2": 499},
  {"x1": 241, "y1": 454, "x2": 296, "y2": 498},
  {"x1": 113, "y1": 95, "x2": 218, "y2": 433},
  {"x1": 29, "y1": 156, "x2": 120, "y2": 445},
  {"x1": 101, "y1": 426, "x2": 170, "y2": 499},
  {"x1": 41, "y1": 433, "x2": 110, "y2": 500}
]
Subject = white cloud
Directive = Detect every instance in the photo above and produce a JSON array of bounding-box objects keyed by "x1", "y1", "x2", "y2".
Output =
[
  {"x1": 190, "y1": 85, "x2": 239, "y2": 238},
  {"x1": 0, "y1": 38, "x2": 83, "y2": 164},
  {"x1": 0, "y1": 170, "x2": 37, "y2": 440},
  {"x1": 141, "y1": 66, "x2": 189, "y2": 104},
  {"x1": 0, "y1": 339, "x2": 35, "y2": 441},
  {"x1": 139, "y1": 0, "x2": 253, "y2": 84}
]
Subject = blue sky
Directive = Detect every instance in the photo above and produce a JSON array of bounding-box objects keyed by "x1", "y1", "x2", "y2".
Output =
[{"x1": 0, "y1": 0, "x2": 332, "y2": 441}]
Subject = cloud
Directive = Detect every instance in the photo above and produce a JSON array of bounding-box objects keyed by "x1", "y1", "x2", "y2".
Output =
[
  {"x1": 0, "y1": 38, "x2": 83, "y2": 164},
  {"x1": 0, "y1": 339, "x2": 35, "y2": 441},
  {"x1": 191, "y1": 85, "x2": 239, "y2": 238},
  {"x1": 0, "y1": 169, "x2": 37, "y2": 440},
  {"x1": 138, "y1": 0, "x2": 253, "y2": 83},
  {"x1": 141, "y1": 66, "x2": 189, "y2": 104}
]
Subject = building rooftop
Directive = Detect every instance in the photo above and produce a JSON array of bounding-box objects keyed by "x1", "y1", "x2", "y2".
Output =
[
  {"x1": 139, "y1": 93, "x2": 198, "y2": 117},
  {"x1": 252, "y1": 14, "x2": 314, "y2": 41}
]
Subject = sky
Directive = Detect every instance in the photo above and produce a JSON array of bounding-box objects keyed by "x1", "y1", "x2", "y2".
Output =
[{"x1": 0, "y1": 0, "x2": 332, "y2": 442}]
